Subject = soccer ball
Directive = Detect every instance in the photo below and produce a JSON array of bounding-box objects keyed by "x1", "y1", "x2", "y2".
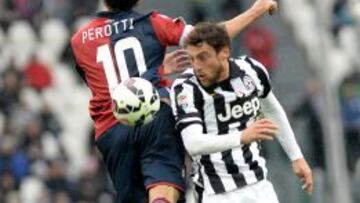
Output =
[{"x1": 111, "y1": 77, "x2": 160, "y2": 126}]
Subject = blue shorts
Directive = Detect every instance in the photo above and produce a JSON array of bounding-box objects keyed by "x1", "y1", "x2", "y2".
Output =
[{"x1": 96, "y1": 102, "x2": 185, "y2": 202}]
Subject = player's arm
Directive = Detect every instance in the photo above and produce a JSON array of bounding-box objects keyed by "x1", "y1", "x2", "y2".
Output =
[
  {"x1": 260, "y1": 91, "x2": 314, "y2": 194},
  {"x1": 170, "y1": 81, "x2": 240, "y2": 156},
  {"x1": 180, "y1": 119, "x2": 277, "y2": 156},
  {"x1": 260, "y1": 92, "x2": 304, "y2": 161},
  {"x1": 153, "y1": 0, "x2": 278, "y2": 47},
  {"x1": 245, "y1": 56, "x2": 304, "y2": 161},
  {"x1": 181, "y1": 124, "x2": 241, "y2": 156},
  {"x1": 250, "y1": 57, "x2": 313, "y2": 194},
  {"x1": 222, "y1": 0, "x2": 278, "y2": 38}
]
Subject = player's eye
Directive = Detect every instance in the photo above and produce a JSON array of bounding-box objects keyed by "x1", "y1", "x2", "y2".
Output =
[{"x1": 198, "y1": 54, "x2": 207, "y2": 62}]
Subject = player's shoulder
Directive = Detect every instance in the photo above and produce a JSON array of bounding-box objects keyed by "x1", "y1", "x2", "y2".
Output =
[
  {"x1": 232, "y1": 56, "x2": 272, "y2": 97},
  {"x1": 151, "y1": 11, "x2": 185, "y2": 23},
  {"x1": 71, "y1": 18, "x2": 99, "y2": 46},
  {"x1": 150, "y1": 11, "x2": 187, "y2": 32},
  {"x1": 232, "y1": 56, "x2": 270, "y2": 79},
  {"x1": 232, "y1": 55, "x2": 263, "y2": 69},
  {"x1": 151, "y1": 11, "x2": 170, "y2": 20}
]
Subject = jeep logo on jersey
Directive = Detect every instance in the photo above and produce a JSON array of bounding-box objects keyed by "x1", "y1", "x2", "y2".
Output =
[{"x1": 217, "y1": 97, "x2": 260, "y2": 122}]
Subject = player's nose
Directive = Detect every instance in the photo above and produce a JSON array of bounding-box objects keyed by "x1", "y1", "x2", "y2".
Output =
[
  {"x1": 193, "y1": 63, "x2": 203, "y2": 71},
  {"x1": 194, "y1": 67, "x2": 203, "y2": 75}
]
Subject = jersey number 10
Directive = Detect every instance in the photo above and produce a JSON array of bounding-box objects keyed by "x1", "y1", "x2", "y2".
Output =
[{"x1": 97, "y1": 37, "x2": 147, "y2": 94}]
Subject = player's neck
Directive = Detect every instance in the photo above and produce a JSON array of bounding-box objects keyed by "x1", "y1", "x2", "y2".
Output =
[{"x1": 217, "y1": 60, "x2": 230, "y2": 83}]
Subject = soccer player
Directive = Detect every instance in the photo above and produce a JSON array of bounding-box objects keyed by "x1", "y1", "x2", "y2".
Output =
[
  {"x1": 170, "y1": 23, "x2": 313, "y2": 203},
  {"x1": 71, "y1": 0, "x2": 278, "y2": 202}
]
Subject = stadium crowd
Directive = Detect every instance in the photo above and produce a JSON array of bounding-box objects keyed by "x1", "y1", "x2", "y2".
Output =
[{"x1": 0, "y1": 0, "x2": 118, "y2": 202}]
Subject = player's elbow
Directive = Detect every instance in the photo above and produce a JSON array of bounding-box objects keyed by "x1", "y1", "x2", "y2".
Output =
[
  {"x1": 182, "y1": 136, "x2": 204, "y2": 157},
  {"x1": 185, "y1": 147, "x2": 203, "y2": 157},
  {"x1": 183, "y1": 142, "x2": 201, "y2": 157}
]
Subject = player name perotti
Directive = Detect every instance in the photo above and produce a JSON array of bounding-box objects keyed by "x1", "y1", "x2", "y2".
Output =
[
  {"x1": 217, "y1": 97, "x2": 260, "y2": 122},
  {"x1": 81, "y1": 18, "x2": 135, "y2": 43}
]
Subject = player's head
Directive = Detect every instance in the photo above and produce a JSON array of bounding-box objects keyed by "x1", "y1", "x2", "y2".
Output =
[
  {"x1": 104, "y1": 0, "x2": 141, "y2": 11},
  {"x1": 184, "y1": 22, "x2": 231, "y2": 87}
]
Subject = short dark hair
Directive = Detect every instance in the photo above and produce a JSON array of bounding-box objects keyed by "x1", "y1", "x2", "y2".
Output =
[
  {"x1": 104, "y1": 0, "x2": 140, "y2": 11},
  {"x1": 184, "y1": 22, "x2": 231, "y2": 53}
]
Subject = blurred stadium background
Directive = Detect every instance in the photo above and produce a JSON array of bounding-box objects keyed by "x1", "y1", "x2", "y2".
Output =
[{"x1": 0, "y1": 0, "x2": 360, "y2": 202}]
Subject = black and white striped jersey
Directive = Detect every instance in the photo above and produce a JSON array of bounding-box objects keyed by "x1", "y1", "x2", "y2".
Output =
[{"x1": 170, "y1": 56, "x2": 272, "y2": 195}]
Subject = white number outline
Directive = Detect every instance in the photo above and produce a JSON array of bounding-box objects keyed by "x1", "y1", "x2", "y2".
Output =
[{"x1": 97, "y1": 37, "x2": 147, "y2": 95}]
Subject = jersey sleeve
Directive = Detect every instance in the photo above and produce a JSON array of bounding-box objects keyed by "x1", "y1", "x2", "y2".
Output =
[
  {"x1": 244, "y1": 56, "x2": 272, "y2": 98},
  {"x1": 150, "y1": 12, "x2": 193, "y2": 46},
  {"x1": 170, "y1": 80, "x2": 203, "y2": 132},
  {"x1": 260, "y1": 92, "x2": 304, "y2": 161}
]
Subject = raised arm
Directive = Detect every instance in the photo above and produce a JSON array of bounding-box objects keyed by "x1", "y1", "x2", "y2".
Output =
[{"x1": 222, "y1": 0, "x2": 278, "y2": 38}]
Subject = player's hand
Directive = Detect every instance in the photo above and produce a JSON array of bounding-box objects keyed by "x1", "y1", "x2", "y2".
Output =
[
  {"x1": 292, "y1": 158, "x2": 313, "y2": 195},
  {"x1": 163, "y1": 49, "x2": 191, "y2": 75},
  {"x1": 251, "y1": 0, "x2": 278, "y2": 16},
  {"x1": 241, "y1": 119, "x2": 278, "y2": 145}
]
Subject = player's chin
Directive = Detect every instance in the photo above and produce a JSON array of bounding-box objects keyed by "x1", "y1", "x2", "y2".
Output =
[
  {"x1": 200, "y1": 81, "x2": 210, "y2": 87},
  {"x1": 198, "y1": 78, "x2": 211, "y2": 87}
]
